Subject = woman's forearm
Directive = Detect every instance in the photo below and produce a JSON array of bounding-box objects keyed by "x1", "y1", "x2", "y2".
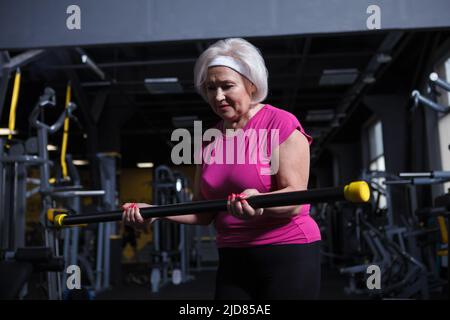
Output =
[{"x1": 159, "y1": 213, "x2": 215, "y2": 225}]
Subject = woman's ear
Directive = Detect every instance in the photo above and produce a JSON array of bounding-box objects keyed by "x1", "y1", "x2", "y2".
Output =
[
  {"x1": 243, "y1": 77, "x2": 256, "y2": 97},
  {"x1": 248, "y1": 82, "x2": 256, "y2": 97}
]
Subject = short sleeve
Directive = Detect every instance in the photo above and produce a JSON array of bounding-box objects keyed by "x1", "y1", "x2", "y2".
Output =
[
  {"x1": 267, "y1": 110, "x2": 312, "y2": 156},
  {"x1": 279, "y1": 113, "x2": 312, "y2": 146}
]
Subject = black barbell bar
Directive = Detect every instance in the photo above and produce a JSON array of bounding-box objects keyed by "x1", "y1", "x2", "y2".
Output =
[{"x1": 49, "y1": 181, "x2": 370, "y2": 227}]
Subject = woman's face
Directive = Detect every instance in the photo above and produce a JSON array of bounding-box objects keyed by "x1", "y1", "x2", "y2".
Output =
[{"x1": 204, "y1": 66, "x2": 254, "y2": 121}]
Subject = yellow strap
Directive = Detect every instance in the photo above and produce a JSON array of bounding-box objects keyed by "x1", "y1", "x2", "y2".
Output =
[
  {"x1": 7, "y1": 69, "x2": 21, "y2": 145},
  {"x1": 437, "y1": 216, "x2": 448, "y2": 244},
  {"x1": 60, "y1": 83, "x2": 71, "y2": 179},
  {"x1": 437, "y1": 250, "x2": 448, "y2": 257}
]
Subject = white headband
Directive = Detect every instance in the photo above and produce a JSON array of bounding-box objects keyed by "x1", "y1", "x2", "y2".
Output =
[{"x1": 207, "y1": 56, "x2": 252, "y2": 82}]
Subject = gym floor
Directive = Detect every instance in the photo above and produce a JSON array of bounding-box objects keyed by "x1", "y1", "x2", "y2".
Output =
[
  {"x1": 20, "y1": 255, "x2": 446, "y2": 300},
  {"x1": 93, "y1": 264, "x2": 364, "y2": 300}
]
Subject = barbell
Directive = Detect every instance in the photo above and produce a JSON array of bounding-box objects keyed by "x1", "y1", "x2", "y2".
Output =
[{"x1": 48, "y1": 180, "x2": 370, "y2": 227}]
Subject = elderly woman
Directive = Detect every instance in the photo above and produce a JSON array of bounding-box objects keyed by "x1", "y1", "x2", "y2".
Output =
[{"x1": 123, "y1": 38, "x2": 321, "y2": 299}]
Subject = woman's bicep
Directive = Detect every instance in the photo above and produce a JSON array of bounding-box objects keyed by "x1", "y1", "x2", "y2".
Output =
[{"x1": 275, "y1": 129, "x2": 310, "y2": 190}]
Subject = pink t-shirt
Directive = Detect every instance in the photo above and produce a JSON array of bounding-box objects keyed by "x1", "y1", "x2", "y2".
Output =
[{"x1": 200, "y1": 104, "x2": 321, "y2": 248}]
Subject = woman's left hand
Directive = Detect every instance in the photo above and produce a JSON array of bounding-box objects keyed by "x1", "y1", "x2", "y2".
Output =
[{"x1": 227, "y1": 189, "x2": 264, "y2": 220}]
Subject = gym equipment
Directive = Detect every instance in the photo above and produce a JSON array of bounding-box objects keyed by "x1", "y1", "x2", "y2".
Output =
[
  {"x1": 387, "y1": 173, "x2": 449, "y2": 298},
  {"x1": 191, "y1": 222, "x2": 219, "y2": 272},
  {"x1": 28, "y1": 87, "x2": 118, "y2": 299},
  {"x1": 0, "y1": 137, "x2": 44, "y2": 252},
  {"x1": 0, "y1": 68, "x2": 42, "y2": 253},
  {"x1": 57, "y1": 153, "x2": 117, "y2": 299},
  {"x1": 32, "y1": 86, "x2": 119, "y2": 299},
  {"x1": 48, "y1": 181, "x2": 371, "y2": 227},
  {"x1": 318, "y1": 171, "x2": 403, "y2": 269},
  {"x1": 385, "y1": 171, "x2": 450, "y2": 186},
  {"x1": 27, "y1": 87, "x2": 77, "y2": 299},
  {"x1": 0, "y1": 74, "x2": 62, "y2": 299},
  {"x1": 417, "y1": 196, "x2": 450, "y2": 298},
  {"x1": 151, "y1": 166, "x2": 194, "y2": 293},
  {"x1": 0, "y1": 247, "x2": 64, "y2": 299},
  {"x1": 340, "y1": 205, "x2": 430, "y2": 299},
  {"x1": 1, "y1": 84, "x2": 118, "y2": 300},
  {"x1": 411, "y1": 75, "x2": 450, "y2": 298},
  {"x1": 56, "y1": 95, "x2": 118, "y2": 295},
  {"x1": 50, "y1": 87, "x2": 119, "y2": 298},
  {"x1": 412, "y1": 72, "x2": 450, "y2": 112},
  {"x1": 340, "y1": 170, "x2": 449, "y2": 299},
  {"x1": 412, "y1": 72, "x2": 450, "y2": 113}
]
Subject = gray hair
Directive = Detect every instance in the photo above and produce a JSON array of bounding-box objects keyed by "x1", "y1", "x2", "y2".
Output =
[{"x1": 194, "y1": 38, "x2": 268, "y2": 103}]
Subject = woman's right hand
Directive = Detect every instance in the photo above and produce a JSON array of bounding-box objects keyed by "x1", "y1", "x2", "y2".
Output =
[{"x1": 122, "y1": 203, "x2": 157, "y2": 229}]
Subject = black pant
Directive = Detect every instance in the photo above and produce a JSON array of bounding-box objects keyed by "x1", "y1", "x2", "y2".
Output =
[{"x1": 215, "y1": 241, "x2": 321, "y2": 300}]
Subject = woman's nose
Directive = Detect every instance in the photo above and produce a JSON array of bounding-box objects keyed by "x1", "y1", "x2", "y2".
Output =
[{"x1": 215, "y1": 88, "x2": 225, "y2": 101}]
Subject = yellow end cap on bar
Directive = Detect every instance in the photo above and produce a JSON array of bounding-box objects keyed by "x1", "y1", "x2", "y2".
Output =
[
  {"x1": 47, "y1": 208, "x2": 68, "y2": 223},
  {"x1": 344, "y1": 181, "x2": 370, "y2": 203},
  {"x1": 54, "y1": 214, "x2": 67, "y2": 227}
]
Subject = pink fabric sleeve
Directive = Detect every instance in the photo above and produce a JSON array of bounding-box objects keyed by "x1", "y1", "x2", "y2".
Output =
[
  {"x1": 278, "y1": 112, "x2": 313, "y2": 146},
  {"x1": 268, "y1": 111, "x2": 313, "y2": 155}
]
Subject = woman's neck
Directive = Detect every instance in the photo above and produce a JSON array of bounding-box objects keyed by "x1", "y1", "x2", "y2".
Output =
[{"x1": 223, "y1": 103, "x2": 264, "y2": 131}]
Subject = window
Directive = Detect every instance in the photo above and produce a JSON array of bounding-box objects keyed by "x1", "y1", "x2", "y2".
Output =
[
  {"x1": 367, "y1": 120, "x2": 387, "y2": 209},
  {"x1": 436, "y1": 55, "x2": 450, "y2": 192}
]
